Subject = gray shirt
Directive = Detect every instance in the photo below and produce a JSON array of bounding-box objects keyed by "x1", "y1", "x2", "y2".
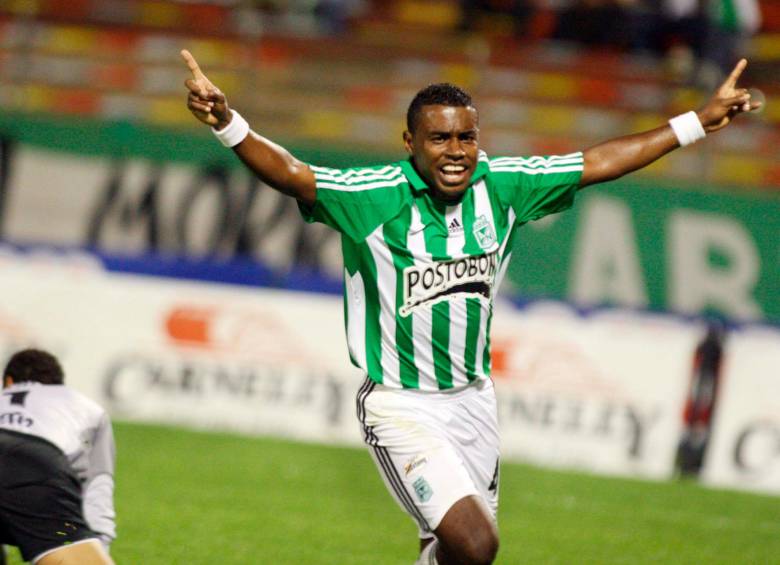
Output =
[{"x1": 0, "y1": 382, "x2": 116, "y2": 547}]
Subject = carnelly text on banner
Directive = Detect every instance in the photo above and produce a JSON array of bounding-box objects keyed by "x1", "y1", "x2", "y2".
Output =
[
  {"x1": 0, "y1": 249, "x2": 364, "y2": 444},
  {"x1": 0, "y1": 248, "x2": 778, "y2": 492},
  {"x1": 489, "y1": 302, "x2": 696, "y2": 479}
]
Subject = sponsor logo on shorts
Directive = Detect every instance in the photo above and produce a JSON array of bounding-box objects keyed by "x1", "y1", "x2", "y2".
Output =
[
  {"x1": 400, "y1": 251, "x2": 497, "y2": 317},
  {"x1": 404, "y1": 455, "x2": 428, "y2": 476},
  {"x1": 412, "y1": 476, "x2": 433, "y2": 503}
]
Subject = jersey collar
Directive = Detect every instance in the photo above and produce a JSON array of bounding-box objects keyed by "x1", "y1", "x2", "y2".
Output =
[{"x1": 400, "y1": 150, "x2": 490, "y2": 194}]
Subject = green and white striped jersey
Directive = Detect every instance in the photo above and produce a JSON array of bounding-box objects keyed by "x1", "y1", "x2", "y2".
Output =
[{"x1": 300, "y1": 151, "x2": 583, "y2": 391}]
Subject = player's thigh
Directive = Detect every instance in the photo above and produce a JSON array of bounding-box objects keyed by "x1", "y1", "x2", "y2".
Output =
[
  {"x1": 366, "y1": 436, "x2": 479, "y2": 538},
  {"x1": 451, "y1": 379, "x2": 501, "y2": 519},
  {"x1": 35, "y1": 539, "x2": 113, "y2": 565},
  {"x1": 360, "y1": 386, "x2": 480, "y2": 537}
]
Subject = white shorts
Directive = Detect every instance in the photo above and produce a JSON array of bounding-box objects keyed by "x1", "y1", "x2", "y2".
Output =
[{"x1": 356, "y1": 377, "x2": 500, "y2": 538}]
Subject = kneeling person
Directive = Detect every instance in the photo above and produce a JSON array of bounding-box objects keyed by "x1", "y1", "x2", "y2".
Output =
[{"x1": 0, "y1": 349, "x2": 116, "y2": 565}]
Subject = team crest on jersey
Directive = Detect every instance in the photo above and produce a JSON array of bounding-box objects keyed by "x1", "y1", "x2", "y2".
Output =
[
  {"x1": 473, "y1": 215, "x2": 496, "y2": 250},
  {"x1": 412, "y1": 476, "x2": 434, "y2": 502},
  {"x1": 400, "y1": 251, "x2": 497, "y2": 317}
]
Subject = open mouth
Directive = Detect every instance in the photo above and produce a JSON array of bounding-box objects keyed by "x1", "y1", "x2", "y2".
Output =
[{"x1": 439, "y1": 163, "x2": 469, "y2": 185}]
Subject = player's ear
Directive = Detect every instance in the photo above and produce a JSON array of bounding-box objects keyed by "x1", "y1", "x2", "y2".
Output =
[
  {"x1": 3, "y1": 375, "x2": 12, "y2": 388},
  {"x1": 403, "y1": 130, "x2": 413, "y2": 155}
]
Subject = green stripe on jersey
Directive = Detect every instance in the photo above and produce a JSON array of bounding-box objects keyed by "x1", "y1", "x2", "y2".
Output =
[{"x1": 464, "y1": 298, "x2": 482, "y2": 382}]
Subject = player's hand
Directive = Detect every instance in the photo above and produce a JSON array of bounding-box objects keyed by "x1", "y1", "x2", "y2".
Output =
[
  {"x1": 181, "y1": 49, "x2": 231, "y2": 129},
  {"x1": 697, "y1": 59, "x2": 762, "y2": 133}
]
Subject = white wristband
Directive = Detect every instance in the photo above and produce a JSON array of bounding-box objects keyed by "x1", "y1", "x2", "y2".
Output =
[
  {"x1": 669, "y1": 111, "x2": 706, "y2": 147},
  {"x1": 211, "y1": 110, "x2": 250, "y2": 148}
]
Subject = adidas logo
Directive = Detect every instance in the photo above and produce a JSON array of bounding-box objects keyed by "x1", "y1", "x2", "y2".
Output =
[{"x1": 448, "y1": 218, "x2": 463, "y2": 234}]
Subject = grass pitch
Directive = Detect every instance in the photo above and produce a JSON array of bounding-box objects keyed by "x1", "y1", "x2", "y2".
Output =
[{"x1": 5, "y1": 421, "x2": 779, "y2": 564}]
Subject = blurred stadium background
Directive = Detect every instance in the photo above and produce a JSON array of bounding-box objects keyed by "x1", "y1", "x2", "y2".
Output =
[{"x1": 0, "y1": 1, "x2": 779, "y2": 563}]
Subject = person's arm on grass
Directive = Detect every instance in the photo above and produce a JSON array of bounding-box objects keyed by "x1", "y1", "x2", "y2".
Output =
[
  {"x1": 580, "y1": 59, "x2": 761, "y2": 188},
  {"x1": 181, "y1": 49, "x2": 316, "y2": 206},
  {"x1": 83, "y1": 412, "x2": 117, "y2": 552}
]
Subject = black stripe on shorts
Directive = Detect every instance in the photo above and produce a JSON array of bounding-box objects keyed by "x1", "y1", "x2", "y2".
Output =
[
  {"x1": 372, "y1": 445, "x2": 431, "y2": 533},
  {"x1": 356, "y1": 377, "x2": 377, "y2": 445}
]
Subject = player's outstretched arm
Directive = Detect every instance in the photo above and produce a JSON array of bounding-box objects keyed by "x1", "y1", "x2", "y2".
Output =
[
  {"x1": 182, "y1": 49, "x2": 316, "y2": 205},
  {"x1": 579, "y1": 59, "x2": 761, "y2": 188}
]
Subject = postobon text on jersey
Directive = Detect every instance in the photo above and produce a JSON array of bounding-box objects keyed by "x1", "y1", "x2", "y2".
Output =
[{"x1": 401, "y1": 251, "x2": 497, "y2": 317}]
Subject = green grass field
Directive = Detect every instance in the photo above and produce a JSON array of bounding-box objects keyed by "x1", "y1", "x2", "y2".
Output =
[{"x1": 5, "y1": 421, "x2": 780, "y2": 564}]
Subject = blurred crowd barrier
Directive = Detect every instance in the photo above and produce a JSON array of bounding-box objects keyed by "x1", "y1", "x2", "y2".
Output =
[
  {"x1": 0, "y1": 0, "x2": 779, "y2": 188},
  {"x1": 0, "y1": 138, "x2": 777, "y2": 323}
]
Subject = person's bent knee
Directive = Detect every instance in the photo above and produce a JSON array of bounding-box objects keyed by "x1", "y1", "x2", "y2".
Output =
[
  {"x1": 434, "y1": 495, "x2": 499, "y2": 565},
  {"x1": 35, "y1": 539, "x2": 114, "y2": 565},
  {"x1": 457, "y1": 523, "x2": 499, "y2": 565}
]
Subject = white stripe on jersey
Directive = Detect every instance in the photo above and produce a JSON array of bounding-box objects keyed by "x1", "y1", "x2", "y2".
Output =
[
  {"x1": 489, "y1": 151, "x2": 582, "y2": 164},
  {"x1": 489, "y1": 165, "x2": 583, "y2": 175},
  {"x1": 312, "y1": 167, "x2": 403, "y2": 185},
  {"x1": 444, "y1": 204, "x2": 469, "y2": 387},
  {"x1": 316, "y1": 176, "x2": 408, "y2": 192},
  {"x1": 408, "y1": 202, "x2": 436, "y2": 384},
  {"x1": 345, "y1": 268, "x2": 368, "y2": 372},
  {"x1": 445, "y1": 204, "x2": 464, "y2": 258},
  {"x1": 310, "y1": 164, "x2": 400, "y2": 180},
  {"x1": 366, "y1": 225, "x2": 401, "y2": 387},
  {"x1": 490, "y1": 153, "x2": 583, "y2": 174}
]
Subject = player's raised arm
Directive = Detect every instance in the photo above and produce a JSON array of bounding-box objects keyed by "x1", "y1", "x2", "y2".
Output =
[
  {"x1": 579, "y1": 59, "x2": 762, "y2": 188},
  {"x1": 181, "y1": 49, "x2": 316, "y2": 205}
]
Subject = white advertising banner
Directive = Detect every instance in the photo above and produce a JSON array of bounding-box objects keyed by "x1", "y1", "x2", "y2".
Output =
[
  {"x1": 4, "y1": 249, "x2": 777, "y2": 490},
  {"x1": 702, "y1": 326, "x2": 780, "y2": 494},
  {"x1": 490, "y1": 303, "x2": 697, "y2": 479},
  {"x1": 0, "y1": 249, "x2": 365, "y2": 445}
]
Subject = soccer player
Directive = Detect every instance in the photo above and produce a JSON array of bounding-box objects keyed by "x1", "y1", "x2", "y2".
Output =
[
  {"x1": 182, "y1": 50, "x2": 758, "y2": 564},
  {"x1": 0, "y1": 349, "x2": 116, "y2": 565}
]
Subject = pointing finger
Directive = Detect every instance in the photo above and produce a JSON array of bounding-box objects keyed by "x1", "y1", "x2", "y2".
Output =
[
  {"x1": 181, "y1": 49, "x2": 206, "y2": 81},
  {"x1": 724, "y1": 58, "x2": 748, "y2": 89}
]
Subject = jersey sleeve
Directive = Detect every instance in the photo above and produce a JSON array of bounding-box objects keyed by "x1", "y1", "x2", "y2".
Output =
[
  {"x1": 298, "y1": 164, "x2": 407, "y2": 241},
  {"x1": 82, "y1": 412, "x2": 117, "y2": 548},
  {"x1": 489, "y1": 153, "x2": 584, "y2": 224}
]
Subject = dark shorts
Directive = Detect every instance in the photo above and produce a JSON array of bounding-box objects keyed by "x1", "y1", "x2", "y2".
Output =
[{"x1": 0, "y1": 429, "x2": 97, "y2": 562}]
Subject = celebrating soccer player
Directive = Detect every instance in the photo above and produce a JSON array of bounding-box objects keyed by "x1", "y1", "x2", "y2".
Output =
[{"x1": 182, "y1": 49, "x2": 759, "y2": 565}]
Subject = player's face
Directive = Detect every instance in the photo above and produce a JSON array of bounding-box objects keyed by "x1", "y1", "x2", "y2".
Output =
[{"x1": 404, "y1": 105, "x2": 480, "y2": 202}]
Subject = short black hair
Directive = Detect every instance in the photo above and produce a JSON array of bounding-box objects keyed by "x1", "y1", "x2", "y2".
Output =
[
  {"x1": 406, "y1": 83, "x2": 474, "y2": 133},
  {"x1": 3, "y1": 349, "x2": 64, "y2": 385}
]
